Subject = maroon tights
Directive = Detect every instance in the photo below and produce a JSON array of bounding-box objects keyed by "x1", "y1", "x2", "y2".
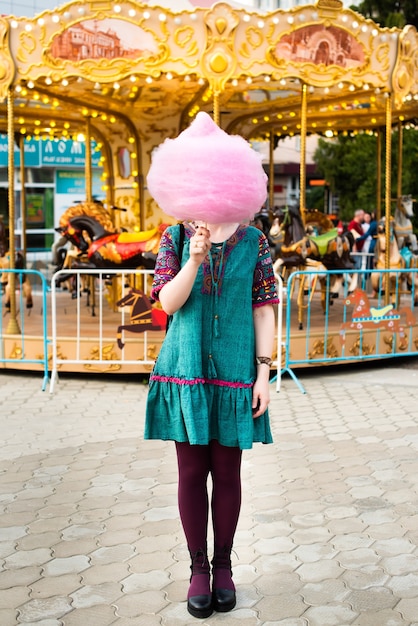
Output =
[{"x1": 175, "y1": 440, "x2": 242, "y2": 594}]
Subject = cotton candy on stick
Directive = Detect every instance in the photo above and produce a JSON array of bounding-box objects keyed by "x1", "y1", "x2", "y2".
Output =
[{"x1": 147, "y1": 112, "x2": 268, "y2": 224}]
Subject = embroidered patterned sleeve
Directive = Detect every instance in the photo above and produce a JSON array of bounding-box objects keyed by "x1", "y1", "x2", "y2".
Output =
[
  {"x1": 252, "y1": 232, "x2": 280, "y2": 307},
  {"x1": 150, "y1": 227, "x2": 181, "y2": 302}
]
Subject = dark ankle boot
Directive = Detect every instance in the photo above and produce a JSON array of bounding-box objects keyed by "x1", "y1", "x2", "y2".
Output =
[
  {"x1": 187, "y1": 549, "x2": 213, "y2": 619},
  {"x1": 212, "y1": 545, "x2": 236, "y2": 613}
]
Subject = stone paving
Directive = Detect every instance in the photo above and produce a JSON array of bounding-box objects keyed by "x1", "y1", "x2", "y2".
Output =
[{"x1": 2, "y1": 363, "x2": 418, "y2": 624}]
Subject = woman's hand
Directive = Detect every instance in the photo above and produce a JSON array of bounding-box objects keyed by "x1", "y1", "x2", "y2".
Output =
[
  {"x1": 190, "y1": 226, "x2": 211, "y2": 264},
  {"x1": 252, "y1": 377, "x2": 270, "y2": 418}
]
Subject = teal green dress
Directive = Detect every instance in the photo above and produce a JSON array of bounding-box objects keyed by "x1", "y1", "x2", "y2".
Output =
[{"x1": 144, "y1": 223, "x2": 279, "y2": 450}]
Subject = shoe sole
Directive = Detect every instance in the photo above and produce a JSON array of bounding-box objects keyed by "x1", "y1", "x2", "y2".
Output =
[{"x1": 187, "y1": 605, "x2": 214, "y2": 619}]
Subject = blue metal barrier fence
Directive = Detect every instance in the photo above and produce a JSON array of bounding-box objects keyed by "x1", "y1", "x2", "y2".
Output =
[
  {"x1": 0, "y1": 269, "x2": 49, "y2": 390},
  {"x1": 281, "y1": 268, "x2": 418, "y2": 393}
]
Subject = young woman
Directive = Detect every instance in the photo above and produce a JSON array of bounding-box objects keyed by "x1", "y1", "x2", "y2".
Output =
[{"x1": 145, "y1": 218, "x2": 278, "y2": 618}]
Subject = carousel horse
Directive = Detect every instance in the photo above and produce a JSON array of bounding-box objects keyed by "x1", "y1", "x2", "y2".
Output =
[
  {"x1": 56, "y1": 215, "x2": 167, "y2": 270},
  {"x1": 0, "y1": 251, "x2": 33, "y2": 311},
  {"x1": 269, "y1": 205, "x2": 354, "y2": 275},
  {"x1": 371, "y1": 218, "x2": 418, "y2": 307},
  {"x1": 269, "y1": 206, "x2": 341, "y2": 329},
  {"x1": 394, "y1": 194, "x2": 418, "y2": 252},
  {"x1": 116, "y1": 288, "x2": 167, "y2": 349},
  {"x1": 340, "y1": 288, "x2": 415, "y2": 350}
]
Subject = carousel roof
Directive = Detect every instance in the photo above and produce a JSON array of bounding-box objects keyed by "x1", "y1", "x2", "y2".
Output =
[{"x1": 0, "y1": 0, "x2": 417, "y2": 147}]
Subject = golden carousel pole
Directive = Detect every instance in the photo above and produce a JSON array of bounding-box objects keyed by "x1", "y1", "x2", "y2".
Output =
[
  {"x1": 20, "y1": 136, "x2": 27, "y2": 261},
  {"x1": 397, "y1": 120, "x2": 403, "y2": 200},
  {"x1": 5, "y1": 88, "x2": 21, "y2": 334},
  {"x1": 213, "y1": 91, "x2": 220, "y2": 127},
  {"x1": 376, "y1": 130, "x2": 382, "y2": 222},
  {"x1": 299, "y1": 83, "x2": 307, "y2": 223},
  {"x1": 269, "y1": 133, "x2": 275, "y2": 218},
  {"x1": 85, "y1": 117, "x2": 92, "y2": 202},
  {"x1": 384, "y1": 94, "x2": 392, "y2": 305}
]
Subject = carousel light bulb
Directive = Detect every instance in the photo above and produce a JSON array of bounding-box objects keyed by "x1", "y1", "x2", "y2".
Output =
[
  {"x1": 159, "y1": 13, "x2": 167, "y2": 22},
  {"x1": 129, "y1": 9, "x2": 136, "y2": 17},
  {"x1": 272, "y1": 17, "x2": 279, "y2": 24},
  {"x1": 52, "y1": 14, "x2": 60, "y2": 23},
  {"x1": 352, "y1": 21, "x2": 358, "y2": 28},
  {"x1": 45, "y1": 77, "x2": 52, "y2": 85},
  {"x1": 110, "y1": 116, "x2": 116, "y2": 123},
  {"x1": 184, "y1": 75, "x2": 191, "y2": 82},
  {"x1": 243, "y1": 14, "x2": 251, "y2": 22},
  {"x1": 25, "y1": 24, "x2": 33, "y2": 31},
  {"x1": 174, "y1": 17, "x2": 182, "y2": 25},
  {"x1": 27, "y1": 81, "x2": 34, "y2": 89},
  {"x1": 287, "y1": 17, "x2": 294, "y2": 24},
  {"x1": 246, "y1": 77, "x2": 252, "y2": 84},
  {"x1": 130, "y1": 75, "x2": 137, "y2": 82},
  {"x1": 143, "y1": 11, "x2": 150, "y2": 19},
  {"x1": 62, "y1": 79, "x2": 69, "y2": 87},
  {"x1": 114, "y1": 5, "x2": 122, "y2": 13},
  {"x1": 257, "y1": 20, "x2": 265, "y2": 28},
  {"x1": 166, "y1": 72, "x2": 173, "y2": 80},
  {"x1": 113, "y1": 82, "x2": 120, "y2": 90},
  {"x1": 11, "y1": 20, "x2": 18, "y2": 28},
  {"x1": 146, "y1": 76, "x2": 153, "y2": 84},
  {"x1": 264, "y1": 75, "x2": 271, "y2": 82},
  {"x1": 64, "y1": 122, "x2": 70, "y2": 129},
  {"x1": 128, "y1": 137, "x2": 135, "y2": 144}
]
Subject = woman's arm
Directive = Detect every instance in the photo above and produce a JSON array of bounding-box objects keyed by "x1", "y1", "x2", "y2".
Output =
[
  {"x1": 159, "y1": 226, "x2": 211, "y2": 315},
  {"x1": 252, "y1": 303, "x2": 276, "y2": 418}
]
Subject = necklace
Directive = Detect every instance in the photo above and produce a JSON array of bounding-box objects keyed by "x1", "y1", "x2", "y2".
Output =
[{"x1": 208, "y1": 241, "x2": 227, "y2": 338}]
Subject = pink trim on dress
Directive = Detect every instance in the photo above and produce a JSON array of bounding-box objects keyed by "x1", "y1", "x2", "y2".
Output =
[{"x1": 150, "y1": 375, "x2": 253, "y2": 388}]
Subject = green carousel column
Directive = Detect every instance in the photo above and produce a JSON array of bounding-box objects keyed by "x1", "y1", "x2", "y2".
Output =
[
  {"x1": 5, "y1": 88, "x2": 21, "y2": 335},
  {"x1": 384, "y1": 93, "x2": 392, "y2": 305}
]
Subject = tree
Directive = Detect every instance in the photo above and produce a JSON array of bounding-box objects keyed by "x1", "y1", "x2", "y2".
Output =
[
  {"x1": 353, "y1": 0, "x2": 418, "y2": 29},
  {"x1": 314, "y1": 129, "x2": 418, "y2": 225}
]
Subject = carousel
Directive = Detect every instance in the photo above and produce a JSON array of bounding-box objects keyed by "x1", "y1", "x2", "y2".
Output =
[{"x1": 0, "y1": 0, "x2": 418, "y2": 379}]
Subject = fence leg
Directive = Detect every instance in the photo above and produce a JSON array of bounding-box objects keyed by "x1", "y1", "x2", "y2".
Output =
[{"x1": 281, "y1": 366, "x2": 307, "y2": 394}]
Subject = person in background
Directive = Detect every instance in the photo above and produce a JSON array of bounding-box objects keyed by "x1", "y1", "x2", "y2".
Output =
[{"x1": 348, "y1": 208, "x2": 365, "y2": 269}]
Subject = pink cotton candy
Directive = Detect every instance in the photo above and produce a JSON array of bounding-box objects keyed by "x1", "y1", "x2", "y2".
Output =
[{"x1": 147, "y1": 112, "x2": 267, "y2": 224}]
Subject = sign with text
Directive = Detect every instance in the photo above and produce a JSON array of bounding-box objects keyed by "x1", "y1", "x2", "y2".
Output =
[{"x1": 0, "y1": 136, "x2": 102, "y2": 168}]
